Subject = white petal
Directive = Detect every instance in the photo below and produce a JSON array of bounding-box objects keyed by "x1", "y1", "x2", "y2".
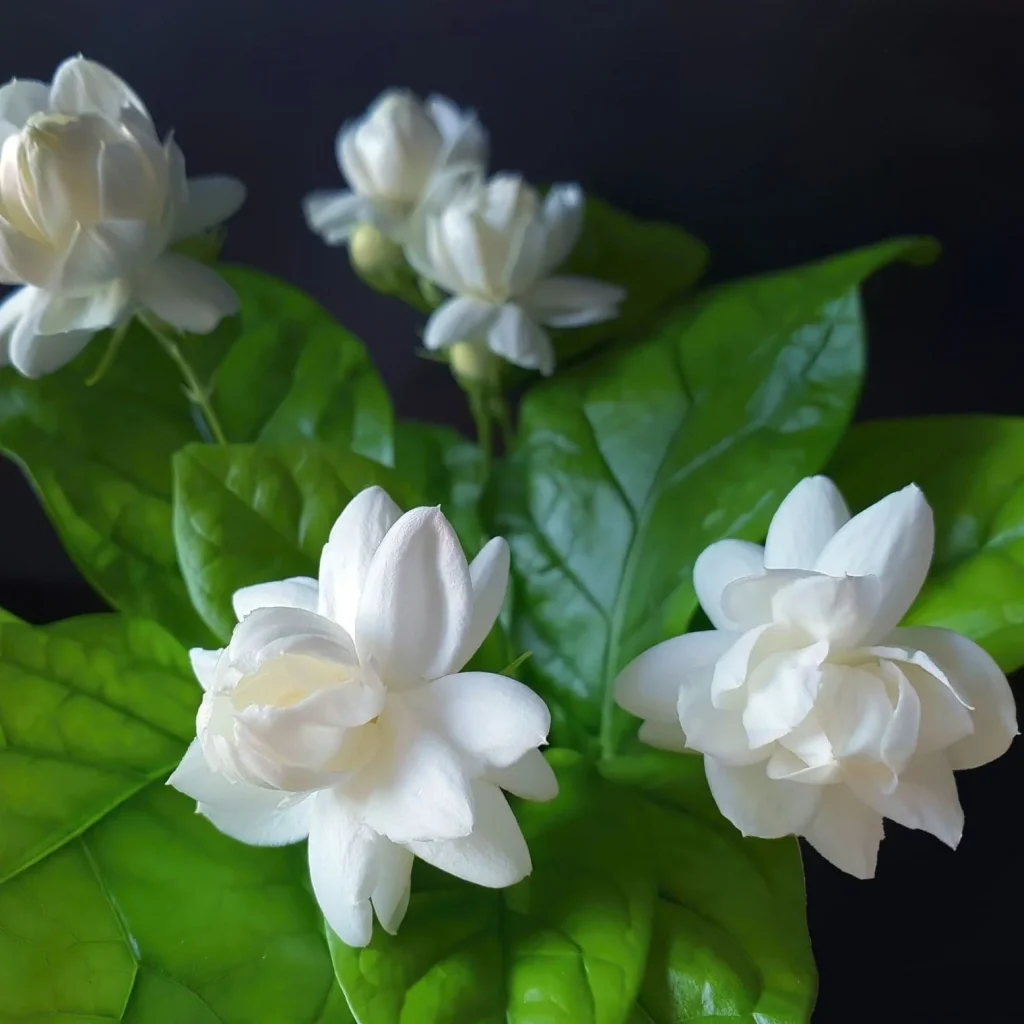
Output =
[
  {"x1": 818, "y1": 665, "x2": 892, "y2": 762},
  {"x1": 428, "y1": 94, "x2": 488, "y2": 167},
  {"x1": 0, "y1": 218, "x2": 59, "y2": 284},
  {"x1": 355, "y1": 506, "x2": 473, "y2": 685},
  {"x1": 485, "y1": 749, "x2": 558, "y2": 801},
  {"x1": 615, "y1": 629, "x2": 733, "y2": 724},
  {"x1": 167, "y1": 741, "x2": 312, "y2": 846},
  {"x1": 704, "y1": 757, "x2": 821, "y2": 839},
  {"x1": 741, "y1": 642, "x2": 829, "y2": 748},
  {"x1": 518, "y1": 275, "x2": 625, "y2": 327},
  {"x1": 227, "y1": 606, "x2": 356, "y2": 675},
  {"x1": 769, "y1": 573, "x2": 882, "y2": 647},
  {"x1": 680, "y1": 685, "x2": 770, "y2": 765},
  {"x1": 881, "y1": 665, "x2": 922, "y2": 778},
  {"x1": 638, "y1": 720, "x2": 691, "y2": 752},
  {"x1": 189, "y1": 647, "x2": 221, "y2": 691},
  {"x1": 347, "y1": 696, "x2": 475, "y2": 843},
  {"x1": 764, "y1": 476, "x2": 850, "y2": 570},
  {"x1": 0, "y1": 287, "x2": 35, "y2": 362},
  {"x1": 308, "y1": 789, "x2": 378, "y2": 947},
  {"x1": 405, "y1": 780, "x2": 531, "y2": 887},
  {"x1": 852, "y1": 753, "x2": 964, "y2": 848},
  {"x1": 369, "y1": 841, "x2": 415, "y2": 935},
  {"x1": 8, "y1": 296, "x2": 93, "y2": 378},
  {"x1": 302, "y1": 189, "x2": 367, "y2": 245},
  {"x1": 405, "y1": 671, "x2": 550, "y2": 769},
  {"x1": 891, "y1": 627, "x2": 1017, "y2": 770},
  {"x1": 719, "y1": 569, "x2": 817, "y2": 633},
  {"x1": 49, "y1": 56, "x2": 148, "y2": 119},
  {"x1": 0, "y1": 79, "x2": 49, "y2": 132},
  {"x1": 693, "y1": 540, "x2": 766, "y2": 631},
  {"x1": 486, "y1": 303, "x2": 555, "y2": 375},
  {"x1": 134, "y1": 253, "x2": 239, "y2": 334},
  {"x1": 175, "y1": 175, "x2": 246, "y2": 240},
  {"x1": 36, "y1": 283, "x2": 130, "y2": 335},
  {"x1": 232, "y1": 577, "x2": 319, "y2": 622},
  {"x1": 710, "y1": 623, "x2": 801, "y2": 709},
  {"x1": 318, "y1": 486, "x2": 403, "y2": 637},
  {"x1": 538, "y1": 183, "x2": 584, "y2": 276},
  {"x1": 814, "y1": 485, "x2": 934, "y2": 637},
  {"x1": 457, "y1": 537, "x2": 510, "y2": 669},
  {"x1": 802, "y1": 786, "x2": 883, "y2": 879},
  {"x1": 423, "y1": 295, "x2": 498, "y2": 352}
]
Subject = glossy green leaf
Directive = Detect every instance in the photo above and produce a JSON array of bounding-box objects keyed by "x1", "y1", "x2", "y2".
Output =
[
  {"x1": 601, "y1": 752, "x2": 816, "y2": 1023},
  {"x1": 830, "y1": 415, "x2": 1024, "y2": 672},
  {"x1": 489, "y1": 239, "x2": 935, "y2": 754},
  {"x1": 0, "y1": 267, "x2": 392, "y2": 646},
  {"x1": 392, "y1": 421, "x2": 487, "y2": 556},
  {"x1": 173, "y1": 442, "x2": 411, "y2": 642},
  {"x1": 0, "y1": 615, "x2": 196, "y2": 883},
  {"x1": 329, "y1": 751, "x2": 657, "y2": 1024},
  {"x1": 0, "y1": 785, "x2": 352, "y2": 1023},
  {"x1": 551, "y1": 197, "x2": 709, "y2": 366}
]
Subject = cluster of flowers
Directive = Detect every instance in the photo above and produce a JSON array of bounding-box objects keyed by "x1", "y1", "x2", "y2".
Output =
[{"x1": 1, "y1": 57, "x2": 1015, "y2": 950}]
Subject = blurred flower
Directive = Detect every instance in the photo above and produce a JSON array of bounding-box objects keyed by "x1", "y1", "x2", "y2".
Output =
[
  {"x1": 303, "y1": 89, "x2": 486, "y2": 246},
  {"x1": 615, "y1": 475, "x2": 1018, "y2": 878},
  {"x1": 406, "y1": 174, "x2": 624, "y2": 376},
  {"x1": 0, "y1": 56, "x2": 245, "y2": 377},
  {"x1": 169, "y1": 486, "x2": 556, "y2": 947}
]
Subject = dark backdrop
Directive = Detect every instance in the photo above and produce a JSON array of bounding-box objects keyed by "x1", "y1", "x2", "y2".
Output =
[{"x1": 2, "y1": 2, "x2": 1021, "y2": 1021}]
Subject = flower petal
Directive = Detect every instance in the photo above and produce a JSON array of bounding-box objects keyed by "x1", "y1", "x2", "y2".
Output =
[
  {"x1": 0, "y1": 79, "x2": 49, "y2": 133},
  {"x1": 615, "y1": 629, "x2": 733, "y2": 724},
  {"x1": 814, "y1": 485, "x2": 934, "y2": 637},
  {"x1": 49, "y1": 56, "x2": 148, "y2": 119},
  {"x1": 308, "y1": 789, "x2": 378, "y2": 947},
  {"x1": 405, "y1": 780, "x2": 531, "y2": 887},
  {"x1": 428, "y1": 94, "x2": 488, "y2": 167},
  {"x1": 8, "y1": 295, "x2": 93, "y2": 378},
  {"x1": 681, "y1": 683, "x2": 771, "y2": 764},
  {"x1": 693, "y1": 539, "x2": 766, "y2": 631},
  {"x1": 134, "y1": 252, "x2": 239, "y2": 333},
  {"x1": 0, "y1": 287, "x2": 35, "y2": 362},
  {"x1": 319, "y1": 486, "x2": 403, "y2": 637},
  {"x1": 538, "y1": 183, "x2": 584, "y2": 275},
  {"x1": 801, "y1": 786, "x2": 883, "y2": 879},
  {"x1": 485, "y1": 749, "x2": 558, "y2": 801},
  {"x1": 405, "y1": 671, "x2": 550, "y2": 770},
  {"x1": 167, "y1": 741, "x2": 312, "y2": 846},
  {"x1": 302, "y1": 189, "x2": 367, "y2": 245},
  {"x1": 355, "y1": 506, "x2": 473, "y2": 685},
  {"x1": 852, "y1": 753, "x2": 964, "y2": 848},
  {"x1": 741, "y1": 641, "x2": 829, "y2": 748},
  {"x1": 369, "y1": 841, "x2": 415, "y2": 935},
  {"x1": 704, "y1": 757, "x2": 821, "y2": 839},
  {"x1": 769, "y1": 572, "x2": 882, "y2": 647},
  {"x1": 486, "y1": 303, "x2": 555, "y2": 375},
  {"x1": 189, "y1": 647, "x2": 221, "y2": 691},
  {"x1": 227, "y1": 606, "x2": 356, "y2": 676},
  {"x1": 818, "y1": 665, "x2": 892, "y2": 762},
  {"x1": 232, "y1": 577, "x2": 319, "y2": 622},
  {"x1": 519, "y1": 275, "x2": 625, "y2": 327},
  {"x1": 423, "y1": 295, "x2": 498, "y2": 351},
  {"x1": 456, "y1": 537, "x2": 510, "y2": 669},
  {"x1": 638, "y1": 720, "x2": 691, "y2": 752},
  {"x1": 0, "y1": 218, "x2": 59, "y2": 285},
  {"x1": 891, "y1": 627, "x2": 1017, "y2": 770},
  {"x1": 764, "y1": 476, "x2": 850, "y2": 570},
  {"x1": 175, "y1": 175, "x2": 246, "y2": 240},
  {"x1": 348, "y1": 696, "x2": 475, "y2": 843}
]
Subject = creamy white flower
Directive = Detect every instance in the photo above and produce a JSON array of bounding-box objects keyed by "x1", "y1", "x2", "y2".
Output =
[
  {"x1": 0, "y1": 56, "x2": 245, "y2": 377},
  {"x1": 303, "y1": 89, "x2": 486, "y2": 246},
  {"x1": 405, "y1": 174, "x2": 624, "y2": 376},
  {"x1": 169, "y1": 486, "x2": 556, "y2": 946},
  {"x1": 615, "y1": 476, "x2": 1018, "y2": 879}
]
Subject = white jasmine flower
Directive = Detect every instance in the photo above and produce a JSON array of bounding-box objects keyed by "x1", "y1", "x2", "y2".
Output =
[
  {"x1": 615, "y1": 476, "x2": 1018, "y2": 878},
  {"x1": 303, "y1": 89, "x2": 486, "y2": 246},
  {"x1": 169, "y1": 487, "x2": 556, "y2": 946},
  {"x1": 405, "y1": 174, "x2": 624, "y2": 376},
  {"x1": 0, "y1": 56, "x2": 245, "y2": 377}
]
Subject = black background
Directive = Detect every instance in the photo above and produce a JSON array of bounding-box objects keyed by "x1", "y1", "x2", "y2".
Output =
[{"x1": 2, "y1": 2, "x2": 1021, "y2": 1021}]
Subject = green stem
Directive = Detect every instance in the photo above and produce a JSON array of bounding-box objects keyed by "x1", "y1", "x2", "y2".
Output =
[
  {"x1": 468, "y1": 387, "x2": 493, "y2": 475},
  {"x1": 141, "y1": 314, "x2": 227, "y2": 444}
]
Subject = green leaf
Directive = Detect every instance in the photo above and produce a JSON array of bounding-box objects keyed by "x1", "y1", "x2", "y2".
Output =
[
  {"x1": 0, "y1": 785, "x2": 352, "y2": 1023},
  {"x1": 601, "y1": 753, "x2": 816, "y2": 1023},
  {"x1": 173, "y1": 442, "x2": 412, "y2": 642},
  {"x1": 0, "y1": 614, "x2": 197, "y2": 884},
  {"x1": 0, "y1": 267, "x2": 393, "y2": 647},
  {"x1": 329, "y1": 750, "x2": 657, "y2": 1024},
  {"x1": 489, "y1": 238, "x2": 935, "y2": 754},
  {"x1": 551, "y1": 197, "x2": 709, "y2": 366},
  {"x1": 829, "y1": 415, "x2": 1024, "y2": 672},
  {"x1": 392, "y1": 421, "x2": 487, "y2": 556}
]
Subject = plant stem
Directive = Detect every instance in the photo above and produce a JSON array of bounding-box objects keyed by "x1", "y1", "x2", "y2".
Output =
[
  {"x1": 85, "y1": 317, "x2": 132, "y2": 387},
  {"x1": 141, "y1": 314, "x2": 227, "y2": 444},
  {"x1": 468, "y1": 386, "x2": 493, "y2": 475}
]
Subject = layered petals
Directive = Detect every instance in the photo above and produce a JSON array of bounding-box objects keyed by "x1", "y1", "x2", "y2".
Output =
[
  {"x1": 693, "y1": 539, "x2": 766, "y2": 631},
  {"x1": 763, "y1": 476, "x2": 849, "y2": 570}
]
